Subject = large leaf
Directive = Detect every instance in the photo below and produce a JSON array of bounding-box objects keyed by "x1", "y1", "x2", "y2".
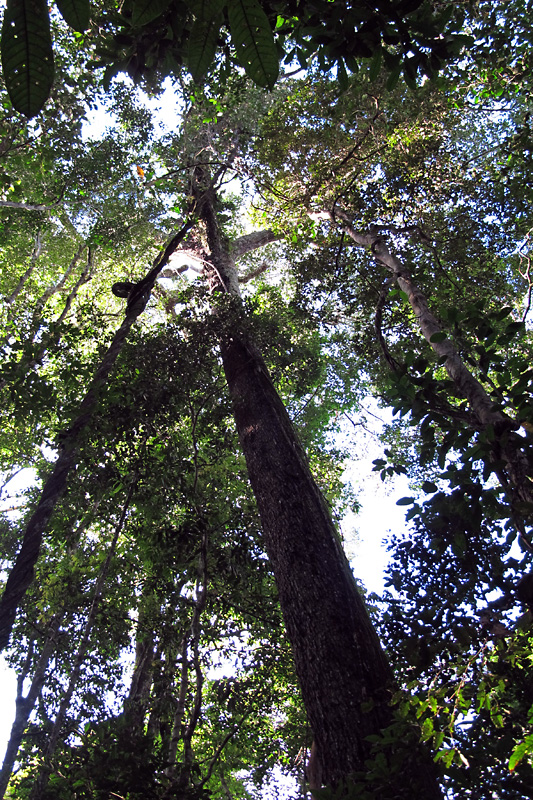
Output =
[
  {"x1": 55, "y1": 0, "x2": 90, "y2": 32},
  {"x1": 227, "y1": 0, "x2": 278, "y2": 89},
  {"x1": 186, "y1": 15, "x2": 224, "y2": 83},
  {"x1": 131, "y1": 0, "x2": 171, "y2": 27},
  {"x1": 1, "y1": 0, "x2": 54, "y2": 117},
  {"x1": 185, "y1": 0, "x2": 225, "y2": 83}
]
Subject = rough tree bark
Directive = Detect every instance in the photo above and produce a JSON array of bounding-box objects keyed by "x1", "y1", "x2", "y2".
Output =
[
  {"x1": 192, "y1": 168, "x2": 442, "y2": 797},
  {"x1": 122, "y1": 612, "x2": 155, "y2": 732}
]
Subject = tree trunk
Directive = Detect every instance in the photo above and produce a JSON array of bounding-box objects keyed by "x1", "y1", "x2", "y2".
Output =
[
  {"x1": 193, "y1": 169, "x2": 442, "y2": 797},
  {"x1": 122, "y1": 616, "x2": 155, "y2": 733},
  {"x1": 0, "y1": 219, "x2": 194, "y2": 652},
  {"x1": 0, "y1": 618, "x2": 61, "y2": 799},
  {"x1": 30, "y1": 493, "x2": 130, "y2": 800},
  {"x1": 333, "y1": 211, "x2": 533, "y2": 527}
]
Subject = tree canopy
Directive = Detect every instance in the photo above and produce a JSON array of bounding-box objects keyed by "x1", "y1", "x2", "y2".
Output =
[
  {"x1": 2, "y1": 0, "x2": 468, "y2": 116},
  {"x1": 1, "y1": 1, "x2": 533, "y2": 798}
]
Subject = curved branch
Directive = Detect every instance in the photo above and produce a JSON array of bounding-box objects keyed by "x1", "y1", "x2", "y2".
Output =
[{"x1": 232, "y1": 229, "x2": 282, "y2": 258}]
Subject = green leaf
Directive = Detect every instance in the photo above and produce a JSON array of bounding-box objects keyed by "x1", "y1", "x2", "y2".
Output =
[
  {"x1": 131, "y1": 0, "x2": 171, "y2": 27},
  {"x1": 385, "y1": 63, "x2": 401, "y2": 90},
  {"x1": 54, "y1": 0, "x2": 89, "y2": 32},
  {"x1": 185, "y1": 1, "x2": 224, "y2": 83},
  {"x1": 337, "y1": 57, "x2": 348, "y2": 90},
  {"x1": 509, "y1": 737, "x2": 533, "y2": 771},
  {"x1": 421, "y1": 717, "x2": 434, "y2": 739},
  {"x1": 435, "y1": 747, "x2": 456, "y2": 767},
  {"x1": 1, "y1": 0, "x2": 54, "y2": 117},
  {"x1": 505, "y1": 320, "x2": 525, "y2": 337},
  {"x1": 102, "y1": 62, "x2": 126, "y2": 92},
  {"x1": 433, "y1": 731, "x2": 445, "y2": 749},
  {"x1": 369, "y1": 47, "x2": 382, "y2": 82},
  {"x1": 429, "y1": 331, "x2": 447, "y2": 343},
  {"x1": 495, "y1": 305, "x2": 513, "y2": 321},
  {"x1": 396, "y1": 496, "x2": 414, "y2": 506},
  {"x1": 227, "y1": 0, "x2": 279, "y2": 89}
]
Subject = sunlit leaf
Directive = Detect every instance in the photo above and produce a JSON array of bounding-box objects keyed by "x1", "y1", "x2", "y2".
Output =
[{"x1": 509, "y1": 736, "x2": 533, "y2": 771}]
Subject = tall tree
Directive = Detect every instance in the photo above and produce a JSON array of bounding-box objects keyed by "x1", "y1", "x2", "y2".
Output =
[
  {"x1": 191, "y1": 159, "x2": 440, "y2": 793},
  {"x1": 253, "y1": 68, "x2": 533, "y2": 528},
  {"x1": 2, "y1": 4, "x2": 533, "y2": 796},
  {"x1": 0, "y1": 78, "x2": 444, "y2": 796}
]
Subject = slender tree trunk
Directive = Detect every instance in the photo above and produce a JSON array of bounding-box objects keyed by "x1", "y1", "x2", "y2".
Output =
[
  {"x1": 166, "y1": 525, "x2": 208, "y2": 789},
  {"x1": 0, "y1": 219, "x2": 195, "y2": 652},
  {"x1": 193, "y1": 169, "x2": 442, "y2": 797},
  {"x1": 4, "y1": 232, "x2": 42, "y2": 306},
  {"x1": 332, "y1": 211, "x2": 533, "y2": 525},
  {"x1": 30, "y1": 244, "x2": 86, "y2": 342},
  {"x1": 0, "y1": 617, "x2": 61, "y2": 799},
  {"x1": 0, "y1": 316, "x2": 130, "y2": 652},
  {"x1": 122, "y1": 616, "x2": 155, "y2": 733},
  {"x1": 30, "y1": 490, "x2": 132, "y2": 800},
  {"x1": 0, "y1": 248, "x2": 98, "y2": 393}
]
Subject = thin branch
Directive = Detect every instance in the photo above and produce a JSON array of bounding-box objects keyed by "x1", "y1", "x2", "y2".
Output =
[
  {"x1": 54, "y1": 246, "x2": 96, "y2": 327},
  {"x1": 518, "y1": 231, "x2": 533, "y2": 323},
  {"x1": 0, "y1": 201, "x2": 55, "y2": 211},
  {"x1": 238, "y1": 260, "x2": 270, "y2": 283},
  {"x1": 374, "y1": 277, "x2": 402, "y2": 373},
  {"x1": 30, "y1": 244, "x2": 86, "y2": 341},
  {"x1": 198, "y1": 708, "x2": 254, "y2": 788},
  {"x1": 22, "y1": 247, "x2": 97, "y2": 375},
  {"x1": 4, "y1": 232, "x2": 43, "y2": 305}
]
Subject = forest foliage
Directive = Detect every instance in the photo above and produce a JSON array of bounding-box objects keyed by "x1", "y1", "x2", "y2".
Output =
[{"x1": 1, "y1": 0, "x2": 533, "y2": 798}]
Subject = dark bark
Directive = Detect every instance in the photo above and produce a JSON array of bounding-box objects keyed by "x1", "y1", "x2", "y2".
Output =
[
  {"x1": 0, "y1": 219, "x2": 195, "y2": 652},
  {"x1": 194, "y1": 170, "x2": 442, "y2": 796},
  {"x1": 220, "y1": 328, "x2": 392, "y2": 779},
  {"x1": 122, "y1": 623, "x2": 155, "y2": 732}
]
